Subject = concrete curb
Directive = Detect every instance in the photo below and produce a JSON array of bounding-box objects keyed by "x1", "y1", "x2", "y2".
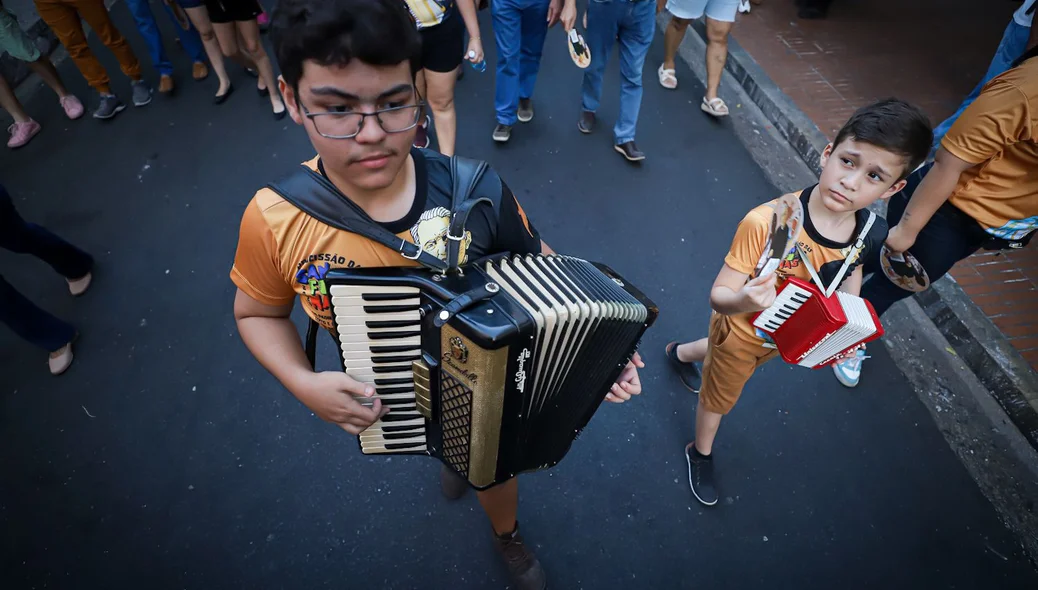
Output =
[{"x1": 683, "y1": 18, "x2": 1038, "y2": 451}]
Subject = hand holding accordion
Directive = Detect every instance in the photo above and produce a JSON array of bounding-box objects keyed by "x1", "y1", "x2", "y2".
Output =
[{"x1": 750, "y1": 207, "x2": 884, "y2": 369}]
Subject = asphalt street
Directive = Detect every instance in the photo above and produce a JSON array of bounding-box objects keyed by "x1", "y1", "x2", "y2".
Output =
[{"x1": 1, "y1": 5, "x2": 1036, "y2": 589}]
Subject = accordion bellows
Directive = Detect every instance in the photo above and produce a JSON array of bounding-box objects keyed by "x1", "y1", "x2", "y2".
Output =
[{"x1": 325, "y1": 253, "x2": 658, "y2": 489}]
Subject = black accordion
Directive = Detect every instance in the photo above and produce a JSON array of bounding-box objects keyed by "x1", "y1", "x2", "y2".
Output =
[{"x1": 324, "y1": 252, "x2": 658, "y2": 490}]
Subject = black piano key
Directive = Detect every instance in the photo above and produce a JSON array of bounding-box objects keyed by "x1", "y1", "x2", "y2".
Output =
[
  {"x1": 381, "y1": 441, "x2": 426, "y2": 450},
  {"x1": 374, "y1": 377, "x2": 413, "y2": 386},
  {"x1": 362, "y1": 292, "x2": 418, "y2": 302},
  {"x1": 379, "y1": 412, "x2": 422, "y2": 422},
  {"x1": 369, "y1": 344, "x2": 421, "y2": 354},
  {"x1": 363, "y1": 304, "x2": 420, "y2": 314},
  {"x1": 375, "y1": 385, "x2": 414, "y2": 395},
  {"x1": 368, "y1": 330, "x2": 422, "y2": 340},
  {"x1": 380, "y1": 422, "x2": 424, "y2": 433},
  {"x1": 366, "y1": 319, "x2": 421, "y2": 329},
  {"x1": 380, "y1": 398, "x2": 417, "y2": 407},
  {"x1": 372, "y1": 364, "x2": 413, "y2": 373},
  {"x1": 371, "y1": 353, "x2": 422, "y2": 365},
  {"x1": 379, "y1": 430, "x2": 426, "y2": 440},
  {"x1": 781, "y1": 304, "x2": 798, "y2": 313}
]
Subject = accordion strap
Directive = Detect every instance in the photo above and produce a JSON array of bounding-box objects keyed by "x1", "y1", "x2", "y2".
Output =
[
  {"x1": 447, "y1": 156, "x2": 495, "y2": 272},
  {"x1": 266, "y1": 165, "x2": 448, "y2": 273},
  {"x1": 798, "y1": 210, "x2": 876, "y2": 298}
]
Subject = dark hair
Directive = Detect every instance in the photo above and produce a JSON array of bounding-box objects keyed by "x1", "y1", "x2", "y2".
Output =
[
  {"x1": 270, "y1": 0, "x2": 422, "y2": 90},
  {"x1": 832, "y1": 98, "x2": 933, "y2": 180}
]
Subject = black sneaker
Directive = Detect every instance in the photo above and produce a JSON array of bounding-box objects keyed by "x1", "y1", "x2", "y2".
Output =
[
  {"x1": 131, "y1": 80, "x2": 152, "y2": 107},
  {"x1": 577, "y1": 110, "x2": 595, "y2": 134},
  {"x1": 92, "y1": 94, "x2": 126, "y2": 119},
  {"x1": 665, "y1": 341, "x2": 702, "y2": 393},
  {"x1": 517, "y1": 98, "x2": 534, "y2": 123},
  {"x1": 493, "y1": 522, "x2": 547, "y2": 590},
  {"x1": 615, "y1": 141, "x2": 645, "y2": 162},
  {"x1": 685, "y1": 442, "x2": 718, "y2": 506},
  {"x1": 493, "y1": 124, "x2": 512, "y2": 142},
  {"x1": 440, "y1": 465, "x2": 468, "y2": 500}
]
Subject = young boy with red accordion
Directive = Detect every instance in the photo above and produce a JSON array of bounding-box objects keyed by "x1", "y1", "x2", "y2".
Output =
[{"x1": 664, "y1": 99, "x2": 933, "y2": 506}]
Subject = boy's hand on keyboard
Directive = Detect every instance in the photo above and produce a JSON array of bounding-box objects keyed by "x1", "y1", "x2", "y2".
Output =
[
  {"x1": 298, "y1": 372, "x2": 390, "y2": 435},
  {"x1": 740, "y1": 272, "x2": 778, "y2": 312}
]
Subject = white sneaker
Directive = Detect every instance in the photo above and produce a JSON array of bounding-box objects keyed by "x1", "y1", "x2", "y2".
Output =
[
  {"x1": 833, "y1": 348, "x2": 869, "y2": 388},
  {"x1": 738, "y1": 0, "x2": 751, "y2": 13}
]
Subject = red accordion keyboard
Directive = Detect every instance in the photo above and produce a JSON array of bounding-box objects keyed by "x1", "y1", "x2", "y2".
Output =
[{"x1": 752, "y1": 277, "x2": 884, "y2": 369}]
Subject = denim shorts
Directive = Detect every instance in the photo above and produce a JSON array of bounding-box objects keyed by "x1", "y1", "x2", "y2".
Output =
[
  {"x1": 665, "y1": 0, "x2": 739, "y2": 22},
  {"x1": 0, "y1": 8, "x2": 41, "y2": 62}
]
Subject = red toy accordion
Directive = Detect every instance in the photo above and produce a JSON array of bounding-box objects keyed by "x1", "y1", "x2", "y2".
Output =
[{"x1": 751, "y1": 276, "x2": 884, "y2": 369}]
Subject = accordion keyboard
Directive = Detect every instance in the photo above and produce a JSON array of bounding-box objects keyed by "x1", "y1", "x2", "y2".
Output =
[
  {"x1": 753, "y1": 281, "x2": 813, "y2": 333},
  {"x1": 329, "y1": 284, "x2": 427, "y2": 454}
]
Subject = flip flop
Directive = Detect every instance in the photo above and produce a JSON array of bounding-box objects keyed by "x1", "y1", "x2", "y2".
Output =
[
  {"x1": 666, "y1": 342, "x2": 702, "y2": 393},
  {"x1": 568, "y1": 29, "x2": 591, "y2": 69}
]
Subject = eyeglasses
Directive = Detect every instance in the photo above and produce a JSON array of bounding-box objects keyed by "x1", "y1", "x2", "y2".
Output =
[{"x1": 301, "y1": 102, "x2": 425, "y2": 139}]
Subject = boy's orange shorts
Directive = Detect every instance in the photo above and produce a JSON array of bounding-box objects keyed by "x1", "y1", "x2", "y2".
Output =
[{"x1": 700, "y1": 311, "x2": 780, "y2": 415}]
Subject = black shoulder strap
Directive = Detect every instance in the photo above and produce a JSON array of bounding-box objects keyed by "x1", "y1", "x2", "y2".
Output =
[
  {"x1": 446, "y1": 155, "x2": 499, "y2": 272},
  {"x1": 266, "y1": 165, "x2": 448, "y2": 272}
]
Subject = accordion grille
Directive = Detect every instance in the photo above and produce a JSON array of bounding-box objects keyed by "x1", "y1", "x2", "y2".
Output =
[{"x1": 440, "y1": 372, "x2": 474, "y2": 477}]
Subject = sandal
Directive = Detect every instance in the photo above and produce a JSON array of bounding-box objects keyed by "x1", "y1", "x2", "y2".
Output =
[
  {"x1": 665, "y1": 341, "x2": 702, "y2": 393},
  {"x1": 658, "y1": 64, "x2": 678, "y2": 89},
  {"x1": 701, "y1": 96, "x2": 729, "y2": 117}
]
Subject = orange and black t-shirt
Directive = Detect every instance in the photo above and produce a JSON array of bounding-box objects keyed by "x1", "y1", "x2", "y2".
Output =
[
  {"x1": 941, "y1": 55, "x2": 1038, "y2": 240},
  {"x1": 722, "y1": 187, "x2": 887, "y2": 341},
  {"x1": 230, "y1": 148, "x2": 541, "y2": 331}
]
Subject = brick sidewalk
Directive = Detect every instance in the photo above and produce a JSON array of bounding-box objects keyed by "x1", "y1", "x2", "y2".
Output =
[{"x1": 729, "y1": 0, "x2": 1038, "y2": 370}]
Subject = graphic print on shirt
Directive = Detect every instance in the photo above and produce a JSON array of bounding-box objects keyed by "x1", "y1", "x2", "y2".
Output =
[
  {"x1": 410, "y1": 206, "x2": 473, "y2": 262},
  {"x1": 404, "y1": 0, "x2": 452, "y2": 28}
]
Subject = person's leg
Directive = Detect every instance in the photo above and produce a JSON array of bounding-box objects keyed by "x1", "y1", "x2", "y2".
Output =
[
  {"x1": 931, "y1": 20, "x2": 1030, "y2": 149},
  {"x1": 183, "y1": 6, "x2": 232, "y2": 97},
  {"x1": 580, "y1": 0, "x2": 620, "y2": 116},
  {"x1": 476, "y1": 478, "x2": 545, "y2": 589},
  {"x1": 74, "y1": 0, "x2": 144, "y2": 83},
  {"x1": 0, "y1": 273, "x2": 77, "y2": 355},
  {"x1": 492, "y1": 0, "x2": 524, "y2": 128},
  {"x1": 703, "y1": 17, "x2": 733, "y2": 103},
  {"x1": 123, "y1": 0, "x2": 174, "y2": 87},
  {"x1": 0, "y1": 73, "x2": 32, "y2": 123},
  {"x1": 661, "y1": 16, "x2": 692, "y2": 86},
  {"x1": 516, "y1": 0, "x2": 551, "y2": 112},
  {"x1": 425, "y1": 69, "x2": 459, "y2": 155},
  {"x1": 35, "y1": 0, "x2": 114, "y2": 95},
  {"x1": 685, "y1": 313, "x2": 772, "y2": 506},
  {"x1": 0, "y1": 186, "x2": 94, "y2": 283},
  {"x1": 235, "y1": 19, "x2": 285, "y2": 116},
  {"x1": 159, "y1": 0, "x2": 209, "y2": 69},
  {"x1": 612, "y1": 0, "x2": 655, "y2": 151}
]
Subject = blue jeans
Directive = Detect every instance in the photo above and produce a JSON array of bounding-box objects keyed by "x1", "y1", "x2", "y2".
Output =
[
  {"x1": 581, "y1": 0, "x2": 656, "y2": 144},
  {"x1": 0, "y1": 184, "x2": 93, "y2": 352},
  {"x1": 931, "y1": 19, "x2": 1030, "y2": 148},
  {"x1": 492, "y1": 0, "x2": 552, "y2": 126},
  {"x1": 125, "y1": 0, "x2": 206, "y2": 76}
]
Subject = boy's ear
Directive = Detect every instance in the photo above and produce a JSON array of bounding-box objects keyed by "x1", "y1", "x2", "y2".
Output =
[
  {"x1": 279, "y1": 75, "x2": 304, "y2": 126},
  {"x1": 880, "y1": 178, "x2": 908, "y2": 201},
  {"x1": 819, "y1": 142, "x2": 834, "y2": 168}
]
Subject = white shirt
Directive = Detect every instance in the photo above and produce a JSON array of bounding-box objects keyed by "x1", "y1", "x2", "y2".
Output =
[{"x1": 1015, "y1": 0, "x2": 1036, "y2": 27}]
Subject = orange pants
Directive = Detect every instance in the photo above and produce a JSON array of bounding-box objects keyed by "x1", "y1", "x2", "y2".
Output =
[
  {"x1": 34, "y1": 0, "x2": 141, "y2": 94},
  {"x1": 699, "y1": 311, "x2": 779, "y2": 415}
]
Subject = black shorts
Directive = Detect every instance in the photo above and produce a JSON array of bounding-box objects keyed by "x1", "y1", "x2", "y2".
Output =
[
  {"x1": 203, "y1": 0, "x2": 263, "y2": 23},
  {"x1": 419, "y1": 8, "x2": 464, "y2": 73}
]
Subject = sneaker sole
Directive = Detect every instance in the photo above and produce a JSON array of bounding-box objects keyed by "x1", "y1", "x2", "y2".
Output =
[
  {"x1": 833, "y1": 369, "x2": 860, "y2": 388},
  {"x1": 492, "y1": 133, "x2": 510, "y2": 143},
  {"x1": 577, "y1": 121, "x2": 592, "y2": 134},
  {"x1": 93, "y1": 104, "x2": 127, "y2": 120},
  {"x1": 517, "y1": 112, "x2": 533, "y2": 123},
  {"x1": 685, "y1": 444, "x2": 718, "y2": 506},
  {"x1": 614, "y1": 144, "x2": 645, "y2": 161},
  {"x1": 134, "y1": 96, "x2": 153, "y2": 107}
]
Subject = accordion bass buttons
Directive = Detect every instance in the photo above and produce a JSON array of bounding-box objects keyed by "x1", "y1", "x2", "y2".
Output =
[{"x1": 413, "y1": 359, "x2": 434, "y2": 421}]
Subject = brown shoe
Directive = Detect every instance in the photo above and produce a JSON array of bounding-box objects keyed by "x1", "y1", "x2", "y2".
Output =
[
  {"x1": 192, "y1": 62, "x2": 209, "y2": 81},
  {"x1": 158, "y1": 74, "x2": 174, "y2": 94},
  {"x1": 440, "y1": 465, "x2": 468, "y2": 500},
  {"x1": 493, "y1": 523, "x2": 546, "y2": 590}
]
